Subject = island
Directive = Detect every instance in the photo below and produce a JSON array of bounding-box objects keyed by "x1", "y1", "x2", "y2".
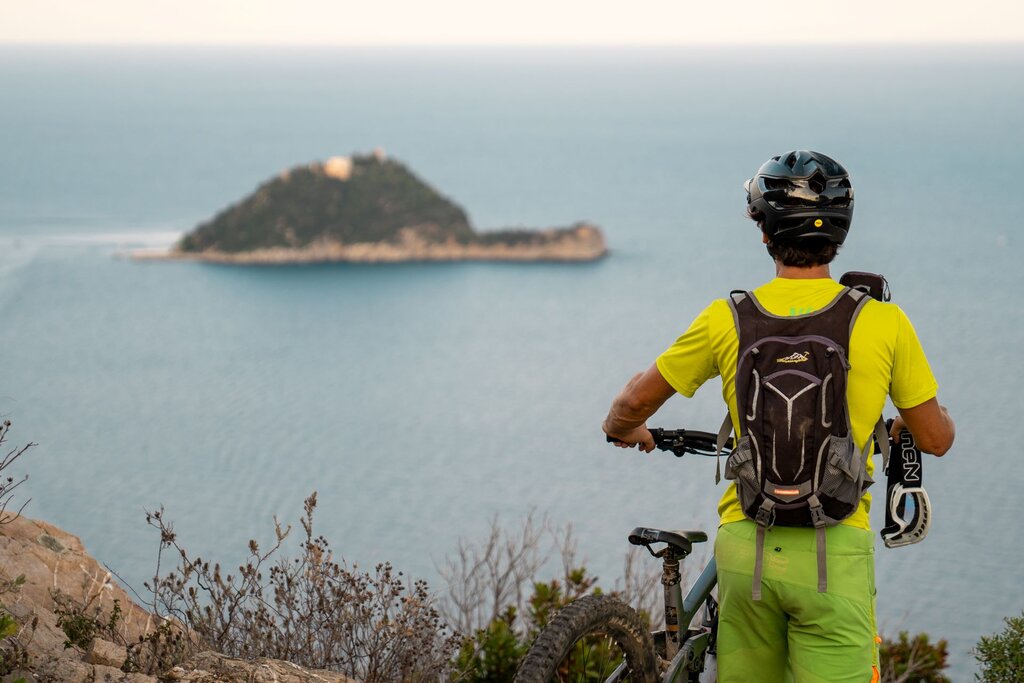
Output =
[{"x1": 136, "y1": 151, "x2": 607, "y2": 264}]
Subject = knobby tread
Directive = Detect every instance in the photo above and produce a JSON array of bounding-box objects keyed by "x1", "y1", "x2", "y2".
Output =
[{"x1": 514, "y1": 594, "x2": 659, "y2": 683}]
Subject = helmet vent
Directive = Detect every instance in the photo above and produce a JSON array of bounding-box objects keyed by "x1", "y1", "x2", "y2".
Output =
[
  {"x1": 764, "y1": 177, "x2": 794, "y2": 190},
  {"x1": 808, "y1": 171, "x2": 826, "y2": 194}
]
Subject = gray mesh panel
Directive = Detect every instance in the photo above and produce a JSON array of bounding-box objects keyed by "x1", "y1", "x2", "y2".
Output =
[
  {"x1": 725, "y1": 436, "x2": 761, "y2": 511},
  {"x1": 817, "y1": 435, "x2": 864, "y2": 518}
]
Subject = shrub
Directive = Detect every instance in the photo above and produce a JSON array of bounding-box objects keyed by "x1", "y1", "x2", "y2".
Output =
[
  {"x1": 442, "y1": 515, "x2": 660, "y2": 682},
  {"x1": 975, "y1": 612, "x2": 1024, "y2": 683},
  {"x1": 451, "y1": 567, "x2": 604, "y2": 683},
  {"x1": 453, "y1": 608, "x2": 527, "y2": 683},
  {"x1": 0, "y1": 421, "x2": 35, "y2": 677},
  {"x1": 50, "y1": 584, "x2": 177, "y2": 673},
  {"x1": 878, "y1": 631, "x2": 950, "y2": 683},
  {"x1": 145, "y1": 492, "x2": 459, "y2": 681},
  {"x1": 0, "y1": 572, "x2": 29, "y2": 677},
  {"x1": 0, "y1": 420, "x2": 35, "y2": 526}
]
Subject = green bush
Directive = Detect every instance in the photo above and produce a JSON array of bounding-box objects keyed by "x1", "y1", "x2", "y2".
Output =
[
  {"x1": 52, "y1": 593, "x2": 123, "y2": 650},
  {"x1": 878, "y1": 631, "x2": 950, "y2": 682},
  {"x1": 453, "y1": 608, "x2": 528, "y2": 683},
  {"x1": 0, "y1": 572, "x2": 29, "y2": 677},
  {"x1": 0, "y1": 614, "x2": 17, "y2": 640},
  {"x1": 975, "y1": 613, "x2": 1024, "y2": 682},
  {"x1": 452, "y1": 564, "x2": 618, "y2": 682}
]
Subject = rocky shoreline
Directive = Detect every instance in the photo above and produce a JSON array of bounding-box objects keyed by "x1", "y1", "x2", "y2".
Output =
[{"x1": 133, "y1": 224, "x2": 607, "y2": 265}]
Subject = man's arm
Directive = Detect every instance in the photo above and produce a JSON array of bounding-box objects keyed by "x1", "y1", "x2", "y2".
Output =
[
  {"x1": 890, "y1": 397, "x2": 955, "y2": 456},
  {"x1": 602, "y1": 363, "x2": 677, "y2": 452}
]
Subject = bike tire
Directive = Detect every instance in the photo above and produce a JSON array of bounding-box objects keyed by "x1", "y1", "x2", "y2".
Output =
[{"x1": 514, "y1": 594, "x2": 659, "y2": 683}]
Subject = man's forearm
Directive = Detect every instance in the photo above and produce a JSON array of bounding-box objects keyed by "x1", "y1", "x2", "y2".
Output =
[
  {"x1": 602, "y1": 364, "x2": 677, "y2": 437},
  {"x1": 603, "y1": 374, "x2": 654, "y2": 436},
  {"x1": 893, "y1": 398, "x2": 955, "y2": 456}
]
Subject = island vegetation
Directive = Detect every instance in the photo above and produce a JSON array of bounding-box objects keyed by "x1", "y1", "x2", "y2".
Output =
[{"x1": 148, "y1": 152, "x2": 606, "y2": 264}]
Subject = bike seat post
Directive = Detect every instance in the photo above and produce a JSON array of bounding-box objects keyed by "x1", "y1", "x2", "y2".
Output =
[{"x1": 662, "y1": 551, "x2": 683, "y2": 660}]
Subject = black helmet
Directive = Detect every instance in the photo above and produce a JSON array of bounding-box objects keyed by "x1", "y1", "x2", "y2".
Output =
[{"x1": 745, "y1": 150, "x2": 854, "y2": 244}]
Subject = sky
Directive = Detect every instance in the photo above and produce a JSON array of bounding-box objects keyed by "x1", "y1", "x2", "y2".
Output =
[{"x1": 2, "y1": 0, "x2": 1024, "y2": 45}]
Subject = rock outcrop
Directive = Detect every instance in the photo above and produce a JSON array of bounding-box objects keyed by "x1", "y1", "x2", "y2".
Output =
[
  {"x1": 165, "y1": 653, "x2": 355, "y2": 683},
  {"x1": 0, "y1": 515, "x2": 155, "y2": 682},
  {"x1": 0, "y1": 516, "x2": 356, "y2": 683},
  {"x1": 138, "y1": 223, "x2": 606, "y2": 264}
]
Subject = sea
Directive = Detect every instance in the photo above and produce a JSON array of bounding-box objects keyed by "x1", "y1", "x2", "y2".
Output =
[{"x1": 0, "y1": 45, "x2": 1020, "y2": 678}]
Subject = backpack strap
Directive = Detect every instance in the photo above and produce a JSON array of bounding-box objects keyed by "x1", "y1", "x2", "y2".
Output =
[
  {"x1": 751, "y1": 499, "x2": 776, "y2": 601},
  {"x1": 846, "y1": 286, "x2": 871, "y2": 336},
  {"x1": 716, "y1": 291, "x2": 748, "y2": 485},
  {"x1": 807, "y1": 494, "x2": 829, "y2": 593},
  {"x1": 748, "y1": 480, "x2": 831, "y2": 600},
  {"x1": 714, "y1": 413, "x2": 732, "y2": 484},
  {"x1": 873, "y1": 417, "x2": 889, "y2": 471},
  {"x1": 726, "y1": 290, "x2": 747, "y2": 331}
]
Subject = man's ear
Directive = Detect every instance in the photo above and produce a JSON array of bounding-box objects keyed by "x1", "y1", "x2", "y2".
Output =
[{"x1": 761, "y1": 230, "x2": 769, "y2": 245}]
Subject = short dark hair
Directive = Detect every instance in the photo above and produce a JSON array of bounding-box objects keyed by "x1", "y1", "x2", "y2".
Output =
[
  {"x1": 765, "y1": 237, "x2": 840, "y2": 267},
  {"x1": 747, "y1": 208, "x2": 840, "y2": 267}
]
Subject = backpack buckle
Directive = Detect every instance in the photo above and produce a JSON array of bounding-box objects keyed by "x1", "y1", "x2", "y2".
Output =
[
  {"x1": 754, "y1": 502, "x2": 775, "y2": 527},
  {"x1": 809, "y1": 505, "x2": 827, "y2": 528}
]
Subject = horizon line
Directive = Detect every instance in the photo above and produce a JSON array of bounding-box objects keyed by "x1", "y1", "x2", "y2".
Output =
[{"x1": 2, "y1": 40, "x2": 1024, "y2": 49}]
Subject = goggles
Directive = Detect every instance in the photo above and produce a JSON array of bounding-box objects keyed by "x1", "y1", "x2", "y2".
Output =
[
  {"x1": 881, "y1": 483, "x2": 931, "y2": 548},
  {"x1": 880, "y1": 425, "x2": 931, "y2": 549}
]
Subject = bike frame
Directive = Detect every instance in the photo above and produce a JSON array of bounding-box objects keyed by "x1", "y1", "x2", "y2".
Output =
[
  {"x1": 604, "y1": 556, "x2": 718, "y2": 683},
  {"x1": 661, "y1": 558, "x2": 717, "y2": 683}
]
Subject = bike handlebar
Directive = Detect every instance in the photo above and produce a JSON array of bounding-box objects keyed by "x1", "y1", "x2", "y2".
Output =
[
  {"x1": 606, "y1": 428, "x2": 733, "y2": 457},
  {"x1": 607, "y1": 426, "x2": 887, "y2": 457}
]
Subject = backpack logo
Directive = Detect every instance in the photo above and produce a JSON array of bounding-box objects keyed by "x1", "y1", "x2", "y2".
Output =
[{"x1": 776, "y1": 352, "x2": 810, "y2": 364}]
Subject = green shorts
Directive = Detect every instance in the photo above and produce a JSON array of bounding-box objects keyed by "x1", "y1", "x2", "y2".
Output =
[{"x1": 715, "y1": 520, "x2": 879, "y2": 683}]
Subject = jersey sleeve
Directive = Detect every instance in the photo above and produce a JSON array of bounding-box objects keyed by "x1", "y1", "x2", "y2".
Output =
[
  {"x1": 655, "y1": 303, "x2": 719, "y2": 397},
  {"x1": 889, "y1": 306, "x2": 939, "y2": 409}
]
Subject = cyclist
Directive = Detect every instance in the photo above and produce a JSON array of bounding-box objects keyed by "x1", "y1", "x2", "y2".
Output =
[{"x1": 602, "y1": 150, "x2": 955, "y2": 683}]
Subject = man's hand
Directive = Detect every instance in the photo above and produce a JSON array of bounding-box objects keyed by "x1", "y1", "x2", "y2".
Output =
[
  {"x1": 602, "y1": 364, "x2": 676, "y2": 453},
  {"x1": 604, "y1": 424, "x2": 656, "y2": 453}
]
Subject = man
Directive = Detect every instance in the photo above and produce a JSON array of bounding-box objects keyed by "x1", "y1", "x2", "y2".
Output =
[{"x1": 602, "y1": 150, "x2": 955, "y2": 683}]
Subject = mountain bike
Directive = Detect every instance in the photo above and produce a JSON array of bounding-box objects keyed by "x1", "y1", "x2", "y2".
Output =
[{"x1": 514, "y1": 428, "x2": 730, "y2": 683}]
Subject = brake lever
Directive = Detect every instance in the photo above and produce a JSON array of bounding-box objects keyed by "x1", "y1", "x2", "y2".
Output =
[{"x1": 661, "y1": 437, "x2": 691, "y2": 458}]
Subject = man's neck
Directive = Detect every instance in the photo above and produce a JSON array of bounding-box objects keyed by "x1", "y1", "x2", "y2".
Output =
[{"x1": 775, "y1": 263, "x2": 831, "y2": 279}]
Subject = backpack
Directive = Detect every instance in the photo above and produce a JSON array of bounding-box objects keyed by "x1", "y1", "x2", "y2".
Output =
[{"x1": 715, "y1": 285, "x2": 888, "y2": 600}]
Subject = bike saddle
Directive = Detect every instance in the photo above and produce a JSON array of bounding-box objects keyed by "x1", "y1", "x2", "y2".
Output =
[{"x1": 628, "y1": 527, "x2": 707, "y2": 557}]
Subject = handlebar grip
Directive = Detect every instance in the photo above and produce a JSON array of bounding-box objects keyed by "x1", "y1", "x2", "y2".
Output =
[{"x1": 606, "y1": 427, "x2": 662, "y2": 446}]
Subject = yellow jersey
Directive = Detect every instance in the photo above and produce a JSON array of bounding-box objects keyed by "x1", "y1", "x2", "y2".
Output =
[{"x1": 655, "y1": 277, "x2": 938, "y2": 530}]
